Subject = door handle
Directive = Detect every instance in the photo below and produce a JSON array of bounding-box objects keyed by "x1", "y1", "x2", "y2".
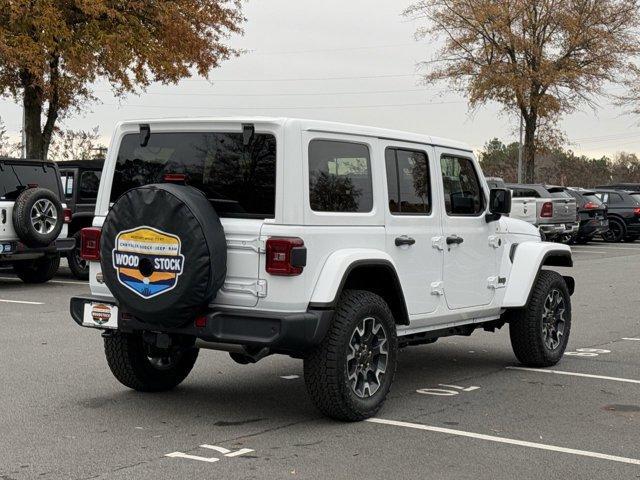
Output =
[
  {"x1": 395, "y1": 236, "x2": 416, "y2": 247},
  {"x1": 446, "y1": 235, "x2": 464, "y2": 245}
]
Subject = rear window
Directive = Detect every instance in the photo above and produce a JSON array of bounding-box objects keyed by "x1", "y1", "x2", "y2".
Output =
[
  {"x1": 548, "y1": 188, "x2": 571, "y2": 198},
  {"x1": 79, "y1": 171, "x2": 101, "y2": 200},
  {"x1": 0, "y1": 162, "x2": 61, "y2": 200},
  {"x1": 630, "y1": 193, "x2": 640, "y2": 204},
  {"x1": 583, "y1": 193, "x2": 604, "y2": 206},
  {"x1": 111, "y1": 132, "x2": 277, "y2": 219},
  {"x1": 511, "y1": 187, "x2": 540, "y2": 198}
]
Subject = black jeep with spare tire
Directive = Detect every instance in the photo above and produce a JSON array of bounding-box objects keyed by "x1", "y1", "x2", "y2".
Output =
[{"x1": 0, "y1": 158, "x2": 74, "y2": 283}]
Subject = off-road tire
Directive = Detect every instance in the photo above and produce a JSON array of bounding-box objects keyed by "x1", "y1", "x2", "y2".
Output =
[
  {"x1": 104, "y1": 332, "x2": 199, "y2": 392},
  {"x1": 12, "y1": 187, "x2": 64, "y2": 247},
  {"x1": 13, "y1": 254, "x2": 60, "y2": 284},
  {"x1": 303, "y1": 290, "x2": 398, "y2": 421},
  {"x1": 509, "y1": 270, "x2": 572, "y2": 367},
  {"x1": 602, "y1": 218, "x2": 625, "y2": 243},
  {"x1": 67, "y1": 231, "x2": 89, "y2": 280}
]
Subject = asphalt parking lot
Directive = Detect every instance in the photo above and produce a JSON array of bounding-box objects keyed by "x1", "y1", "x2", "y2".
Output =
[{"x1": 1, "y1": 242, "x2": 639, "y2": 480}]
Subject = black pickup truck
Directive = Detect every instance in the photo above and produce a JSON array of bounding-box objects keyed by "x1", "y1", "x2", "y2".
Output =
[{"x1": 58, "y1": 160, "x2": 103, "y2": 279}]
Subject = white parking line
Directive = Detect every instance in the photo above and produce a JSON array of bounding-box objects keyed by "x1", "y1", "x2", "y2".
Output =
[
  {"x1": 622, "y1": 338, "x2": 640, "y2": 342},
  {"x1": 0, "y1": 299, "x2": 44, "y2": 305},
  {"x1": 367, "y1": 418, "x2": 640, "y2": 466},
  {"x1": 0, "y1": 275, "x2": 88, "y2": 286},
  {"x1": 506, "y1": 366, "x2": 640, "y2": 385}
]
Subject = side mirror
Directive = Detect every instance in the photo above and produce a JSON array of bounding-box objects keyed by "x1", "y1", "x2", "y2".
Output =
[{"x1": 486, "y1": 188, "x2": 511, "y2": 222}]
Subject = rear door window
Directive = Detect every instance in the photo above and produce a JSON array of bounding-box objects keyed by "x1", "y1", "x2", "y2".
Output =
[
  {"x1": 385, "y1": 148, "x2": 431, "y2": 215},
  {"x1": 308, "y1": 140, "x2": 373, "y2": 213},
  {"x1": 608, "y1": 193, "x2": 623, "y2": 205},
  {"x1": 111, "y1": 132, "x2": 277, "y2": 219}
]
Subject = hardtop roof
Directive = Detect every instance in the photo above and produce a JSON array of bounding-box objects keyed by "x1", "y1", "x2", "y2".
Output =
[{"x1": 113, "y1": 117, "x2": 473, "y2": 153}]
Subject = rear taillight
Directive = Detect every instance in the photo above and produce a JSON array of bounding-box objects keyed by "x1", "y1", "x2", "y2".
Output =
[
  {"x1": 634, "y1": 207, "x2": 640, "y2": 217},
  {"x1": 584, "y1": 201, "x2": 599, "y2": 210},
  {"x1": 265, "y1": 237, "x2": 306, "y2": 276},
  {"x1": 80, "y1": 227, "x2": 102, "y2": 261},
  {"x1": 541, "y1": 202, "x2": 553, "y2": 218},
  {"x1": 63, "y1": 208, "x2": 72, "y2": 223}
]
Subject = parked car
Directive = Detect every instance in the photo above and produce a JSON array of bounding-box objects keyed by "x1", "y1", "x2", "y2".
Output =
[
  {"x1": 0, "y1": 158, "x2": 74, "y2": 283},
  {"x1": 506, "y1": 184, "x2": 578, "y2": 241},
  {"x1": 595, "y1": 183, "x2": 640, "y2": 192},
  {"x1": 70, "y1": 118, "x2": 574, "y2": 421},
  {"x1": 486, "y1": 177, "x2": 536, "y2": 226},
  {"x1": 565, "y1": 189, "x2": 609, "y2": 244},
  {"x1": 593, "y1": 188, "x2": 640, "y2": 242},
  {"x1": 58, "y1": 160, "x2": 104, "y2": 279}
]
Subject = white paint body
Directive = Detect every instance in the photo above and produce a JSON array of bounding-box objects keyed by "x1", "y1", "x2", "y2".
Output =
[
  {"x1": 89, "y1": 117, "x2": 571, "y2": 336},
  {"x1": 0, "y1": 200, "x2": 68, "y2": 243}
]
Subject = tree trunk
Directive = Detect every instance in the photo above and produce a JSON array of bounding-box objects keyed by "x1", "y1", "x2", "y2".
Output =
[
  {"x1": 22, "y1": 74, "x2": 45, "y2": 160},
  {"x1": 21, "y1": 61, "x2": 59, "y2": 160},
  {"x1": 523, "y1": 116, "x2": 537, "y2": 183}
]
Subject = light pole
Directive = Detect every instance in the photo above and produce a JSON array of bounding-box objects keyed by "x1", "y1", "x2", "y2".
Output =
[{"x1": 517, "y1": 112, "x2": 523, "y2": 184}]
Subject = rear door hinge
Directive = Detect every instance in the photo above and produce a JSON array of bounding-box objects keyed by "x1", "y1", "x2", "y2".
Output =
[
  {"x1": 487, "y1": 276, "x2": 507, "y2": 290},
  {"x1": 431, "y1": 236, "x2": 445, "y2": 251},
  {"x1": 431, "y1": 281, "x2": 444, "y2": 296},
  {"x1": 222, "y1": 279, "x2": 268, "y2": 298},
  {"x1": 226, "y1": 237, "x2": 265, "y2": 254}
]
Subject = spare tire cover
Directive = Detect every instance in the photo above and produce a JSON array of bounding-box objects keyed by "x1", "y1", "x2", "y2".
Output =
[{"x1": 101, "y1": 184, "x2": 227, "y2": 328}]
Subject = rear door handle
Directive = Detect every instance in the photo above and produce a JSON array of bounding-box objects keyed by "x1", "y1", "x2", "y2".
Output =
[
  {"x1": 446, "y1": 235, "x2": 464, "y2": 245},
  {"x1": 395, "y1": 236, "x2": 416, "y2": 247}
]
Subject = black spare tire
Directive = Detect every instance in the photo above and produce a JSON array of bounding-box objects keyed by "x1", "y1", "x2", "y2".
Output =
[
  {"x1": 100, "y1": 184, "x2": 227, "y2": 328},
  {"x1": 12, "y1": 187, "x2": 64, "y2": 248}
]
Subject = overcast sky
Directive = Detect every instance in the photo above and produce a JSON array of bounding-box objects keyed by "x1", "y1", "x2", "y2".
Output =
[{"x1": 1, "y1": 0, "x2": 639, "y2": 157}]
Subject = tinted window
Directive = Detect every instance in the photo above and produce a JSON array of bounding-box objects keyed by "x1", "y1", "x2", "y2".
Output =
[
  {"x1": 79, "y1": 171, "x2": 101, "y2": 200},
  {"x1": 111, "y1": 132, "x2": 277, "y2": 219},
  {"x1": 309, "y1": 140, "x2": 372, "y2": 213},
  {"x1": 548, "y1": 189, "x2": 571, "y2": 198},
  {"x1": 583, "y1": 193, "x2": 604, "y2": 206},
  {"x1": 440, "y1": 156, "x2": 484, "y2": 215},
  {"x1": 0, "y1": 163, "x2": 61, "y2": 200},
  {"x1": 511, "y1": 187, "x2": 539, "y2": 198},
  {"x1": 630, "y1": 193, "x2": 640, "y2": 203},
  {"x1": 385, "y1": 148, "x2": 431, "y2": 215},
  {"x1": 608, "y1": 193, "x2": 623, "y2": 204}
]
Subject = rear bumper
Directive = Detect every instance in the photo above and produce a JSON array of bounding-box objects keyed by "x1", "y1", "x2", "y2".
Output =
[
  {"x1": 578, "y1": 218, "x2": 609, "y2": 237},
  {"x1": 70, "y1": 295, "x2": 332, "y2": 353},
  {"x1": 0, "y1": 237, "x2": 75, "y2": 262}
]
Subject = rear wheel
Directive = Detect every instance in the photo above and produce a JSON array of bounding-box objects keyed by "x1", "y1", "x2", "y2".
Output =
[
  {"x1": 104, "y1": 332, "x2": 198, "y2": 392},
  {"x1": 602, "y1": 218, "x2": 625, "y2": 243},
  {"x1": 304, "y1": 290, "x2": 398, "y2": 421},
  {"x1": 67, "y1": 231, "x2": 89, "y2": 280},
  {"x1": 13, "y1": 254, "x2": 60, "y2": 283},
  {"x1": 509, "y1": 270, "x2": 572, "y2": 367}
]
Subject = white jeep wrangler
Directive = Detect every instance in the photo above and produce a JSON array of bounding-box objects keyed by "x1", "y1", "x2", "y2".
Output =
[
  {"x1": 1, "y1": 158, "x2": 74, "y2": 283},
  {"x1": 70, "y1": 118, "x2": 574, "y2": 421}
]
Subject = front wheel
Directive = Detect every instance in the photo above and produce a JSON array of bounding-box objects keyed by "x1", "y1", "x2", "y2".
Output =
[
  {"x1": 104, "y1": 332, "x2": 198, "y2": 392},
  {"x1": 304, "y1": 290, "x2": 398, "y2": 421},
  {"x1": 509, "y1": 270, "x2": 572, "y2": 367}
]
